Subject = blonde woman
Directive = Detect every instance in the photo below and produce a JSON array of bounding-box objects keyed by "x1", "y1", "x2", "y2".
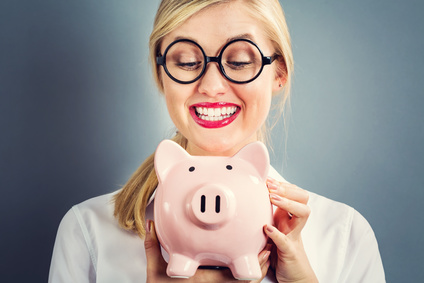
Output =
[{"x1": 49, "y1": 0, "x2": 385, "y2": 282}]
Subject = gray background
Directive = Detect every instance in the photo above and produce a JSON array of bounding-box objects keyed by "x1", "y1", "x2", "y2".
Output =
[{"x1": 1, "y1": 0, "x2": 423, "y2": 282}]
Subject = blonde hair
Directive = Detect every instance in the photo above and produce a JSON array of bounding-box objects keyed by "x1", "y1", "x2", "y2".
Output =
[{"x1": 114, "y1": 0, "x2": 293, "y2": 237}]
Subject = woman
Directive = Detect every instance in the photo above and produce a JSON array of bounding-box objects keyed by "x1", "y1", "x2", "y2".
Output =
[{"x1": 49, "y1": 0, "x2": 385, "y2": 282}]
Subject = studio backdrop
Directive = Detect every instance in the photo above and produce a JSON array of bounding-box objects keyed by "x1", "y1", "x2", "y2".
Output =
[{"x1": 0, "y1": 0, "x2": 423, "y2": 282}]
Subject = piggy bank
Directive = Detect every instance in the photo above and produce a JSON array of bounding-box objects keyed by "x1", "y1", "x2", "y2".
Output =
[{"x1": 153, "y1": 140, "x2": 273, "y2": 280}]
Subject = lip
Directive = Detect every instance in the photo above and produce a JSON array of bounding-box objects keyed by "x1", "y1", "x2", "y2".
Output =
[{"x1": 189, "y1": 102, "x2": 241, "y2": 129}]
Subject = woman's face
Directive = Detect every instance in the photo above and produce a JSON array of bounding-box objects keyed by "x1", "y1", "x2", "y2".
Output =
[{"x1": 160, "y1": 1, "x2": 281, "y2": 156}]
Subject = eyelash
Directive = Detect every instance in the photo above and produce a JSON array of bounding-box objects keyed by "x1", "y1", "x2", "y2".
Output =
[
  {"x1": 176, "y1": 61, "x2": 202, "y2": 70},
  {"x1": 226, "y1": 61, "x2": 252, "y2": 70}
]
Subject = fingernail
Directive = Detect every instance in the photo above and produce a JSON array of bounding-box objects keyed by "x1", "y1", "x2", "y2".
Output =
[
  {"x1": 266, "y1": 177, "x2": 276, "y2": 184},
  {"x1": 265, "y1": 224, "x2": 274, "y2": 234},
  {"x1": 262, "y1": 251, "x2": 271, "y2": 261},
  {"x1": 145, "y1": 219, "x2": 151, "y2": 233},
  {"x1": 267, "y1": 180, "x2": 279, "y2": 191},
  {"x1": 270, "y1": 193, "x2": 282, "y2": 201},
  {"x1": 268, "y1": 185, "x2": 278, "y2": 192},
  {"x1": 267, "y1": 176, "x2": 276, "y2": 182}
]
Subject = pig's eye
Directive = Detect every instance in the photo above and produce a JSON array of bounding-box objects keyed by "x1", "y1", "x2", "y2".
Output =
[
  {"x1": 226, "y1": 165, "x2": 233, "y2": 170},
  {"x1": 189, "y1": 166, "x2": 195, "y2": 172}
]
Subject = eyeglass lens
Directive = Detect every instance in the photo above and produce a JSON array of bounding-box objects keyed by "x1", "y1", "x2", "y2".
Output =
[{"x1": 164, "y1": 40, "x2": 263, "y2": 83}]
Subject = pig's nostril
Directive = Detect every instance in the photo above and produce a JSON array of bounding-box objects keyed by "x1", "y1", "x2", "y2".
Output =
[
  {"x1": 201, "y1": 195, "x2": 206, "y2": 213},
  {"x1": 215, "y1": 195, "x2": 221, "y2": 213}
]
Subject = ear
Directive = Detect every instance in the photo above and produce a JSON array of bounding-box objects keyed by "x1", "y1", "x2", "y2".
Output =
[
  {"x1": 272, "y1": 59, "x2": 287, "y2": 92},
  {"x1": 273, "y1": 76, "x2": 287, "y2": 92},
  {"x1": 154, "y1": 140, "x2": 191, "y2": 184},
  {"x1": 233, "y1": 142, "x2": 270, "y2": 181}
]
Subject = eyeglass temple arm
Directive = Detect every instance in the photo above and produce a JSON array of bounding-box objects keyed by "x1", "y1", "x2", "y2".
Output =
[
  {"x1": 263, "y1": 54, "x2": 280, "y2": 65},
  {"x1": 156, "y1": 55, "x2": 165, "y2": 65}
]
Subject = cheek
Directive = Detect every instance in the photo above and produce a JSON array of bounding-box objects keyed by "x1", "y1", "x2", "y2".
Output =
[
  {"x1": 163, "y1": 76, "x2": 181, "y2": 105},
  {"x1": 242, "y1": 84, "x2": 273, "y2": 128},
  {"x1": 163, "y1": 80, "x2": 194, "y2": 124},
  {"x1": 163, "y1": 84, "x2": 180, "y2": 120},
  {"x1": 244, "y1": 81, "x2": 273, "y2": 114}
]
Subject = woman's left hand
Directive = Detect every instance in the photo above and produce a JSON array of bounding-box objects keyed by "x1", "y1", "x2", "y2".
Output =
[{"x1": 264, "y1": 177, "x2": 318, "y2": 283}]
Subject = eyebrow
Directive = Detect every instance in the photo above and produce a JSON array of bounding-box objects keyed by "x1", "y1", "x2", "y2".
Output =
[
  {"x1": 173, "y1": 35, "x2": 196, "y2": 42},
  {"x1": 172, "y1": 33, "x2": 255, "y2": 45},
  {"x1": 225, "y1": 33, "x2": 255, "y2": 43},
  {"x1": 165, "y1": 33, "x2": 256, "y2": 56}
]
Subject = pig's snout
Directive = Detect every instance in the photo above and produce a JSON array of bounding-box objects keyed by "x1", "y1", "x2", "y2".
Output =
[{"x1": 189, "y1": 184, "x2": 236, "y2": 230}]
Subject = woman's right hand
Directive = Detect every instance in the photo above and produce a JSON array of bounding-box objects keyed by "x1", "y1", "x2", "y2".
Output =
[{"x1": 144, "y1": 220, "x2": 271, "y2": 283}]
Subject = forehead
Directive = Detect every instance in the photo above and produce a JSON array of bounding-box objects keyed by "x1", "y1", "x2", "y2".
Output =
[{"x1": 161, "y1": 2, "x2": 272, "y2": 54}]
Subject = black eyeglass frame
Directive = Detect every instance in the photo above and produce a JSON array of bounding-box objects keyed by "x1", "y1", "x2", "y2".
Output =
[{"x1": 156, "y1": 38, "x2": 278, "y2": 84}]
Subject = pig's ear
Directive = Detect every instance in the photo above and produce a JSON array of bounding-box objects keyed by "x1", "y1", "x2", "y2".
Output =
[
  {"x1": 154, "y1": 139, "x2": 191, "y2": 184},
  {"x1": 234, "y1": 142, "x2": 270, "y2": 181}
]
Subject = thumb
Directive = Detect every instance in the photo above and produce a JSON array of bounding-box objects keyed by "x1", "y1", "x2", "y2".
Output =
[{"x1": 144, "y1": 220, "x2": 167, "y2": 275}]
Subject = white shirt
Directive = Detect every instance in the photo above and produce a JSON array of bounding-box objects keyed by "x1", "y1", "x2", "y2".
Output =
[{"x1": 49, "y1": 167, "x2": 385, "y2": 282}]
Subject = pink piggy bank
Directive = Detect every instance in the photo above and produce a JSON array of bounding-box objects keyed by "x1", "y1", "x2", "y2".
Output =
[{"x1": 153, "y1": 140, "x2": 273, "y2": 280}]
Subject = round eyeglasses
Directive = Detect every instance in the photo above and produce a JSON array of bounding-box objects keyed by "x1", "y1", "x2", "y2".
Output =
[{"x1": 156, "y1": 38, "x2": 278, "y2": 84}]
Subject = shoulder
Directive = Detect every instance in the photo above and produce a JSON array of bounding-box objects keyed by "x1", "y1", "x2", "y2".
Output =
[
  {"x1": 308, "y1": 191, "x2": 357, "y2": 227},
  {"x1": 73, "y1": 191, "x2": 117, "y2": 217},
  {"x1": 49, "y1": 193, "x2": 118, "y2": 282},
  {"x1": 305, "y1": 191, "x2": 373, "y2": 243},
  {"x1": 54, "y1": 191, "x2": 119, "y2": 251},
  {"x1": 307, "y1": 189, "x2": 376, "y2": 239},
  {"x1": 50, "y1": 191, "x2": 148, "y2": 282},
  {"x1": 57, "y1": 192, "x2": 118, "y2": 235},
  {"x1": 57, "y1": 192, "x2": 112, "y2": 225},
  {"x1": 269, "y1": 167, "x2": 384, "y2": 281},
  {"x1": 269, "y1": 167, "x2": 371, "y2": 236},
  {"x1": 305, "y1": 192, "x2": 385, "y2": 282}
]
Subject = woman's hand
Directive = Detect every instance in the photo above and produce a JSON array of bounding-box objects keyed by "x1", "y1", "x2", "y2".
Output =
[
  {"x1": 144, "y1": 220, "x2": 271, "y2": 283},
  {"x1": 264, "y1": 177, "x2": 318, "y2": 283}
]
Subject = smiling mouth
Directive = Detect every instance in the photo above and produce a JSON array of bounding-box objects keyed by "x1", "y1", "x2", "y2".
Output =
[
  {"x1": 190, "y1": 103, "x2": 240, "y2": 129},
  {"x1": 194, "y1": 105, "x2": 238, "y2": 121}
]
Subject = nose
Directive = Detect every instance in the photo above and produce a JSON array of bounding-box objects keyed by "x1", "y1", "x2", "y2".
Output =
[
  {"x1": 189, "y1": 184, "x2": 236, "y2": 230},
  {"x1": 197, "y1": 63, "x2": 229, "y2": 97}
]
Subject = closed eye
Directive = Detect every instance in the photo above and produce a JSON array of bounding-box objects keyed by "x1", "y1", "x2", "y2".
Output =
[
  {"x1": 226, "y1": 61, "x2": 253, "y2": 70},
  {"x1": 176, "y1": 61, "x2": 202, "y2": 71}
]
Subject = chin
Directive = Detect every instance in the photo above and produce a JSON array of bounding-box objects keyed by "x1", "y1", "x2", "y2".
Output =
[{"x1": 189, "y1": 134, "x2": 256, "y2": 157}]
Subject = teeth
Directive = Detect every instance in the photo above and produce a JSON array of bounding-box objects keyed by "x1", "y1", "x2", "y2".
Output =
[
  {"x1": 195, "y1": 106, "x2": 238, "y2": 121},
  {"x1": 215, "y1": 108, "x2": 221, "y2": 117}
]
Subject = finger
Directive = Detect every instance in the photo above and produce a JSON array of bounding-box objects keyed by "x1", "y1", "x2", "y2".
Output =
[
  {"x1": 249, "y1": 247, "x2": 270, "y2": 283},
  {"x1": 269, "y1": 194, "x2": 311, "y2": 219},
  {"x1": 267, "y1": 177, "x2": 309, "y2": 204},
  {"x1": 144, "y1": 220, "x2": 167, "y2": 274},
  {"x1": 258, "y1": 246, "x2": 271, "y2": 267},
  {"x1": 263, "y1": 224, "x2": 293, "y2": 255},
  {"x1": 259, "y1": 251, "x2": 271, "y2": 281}
]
